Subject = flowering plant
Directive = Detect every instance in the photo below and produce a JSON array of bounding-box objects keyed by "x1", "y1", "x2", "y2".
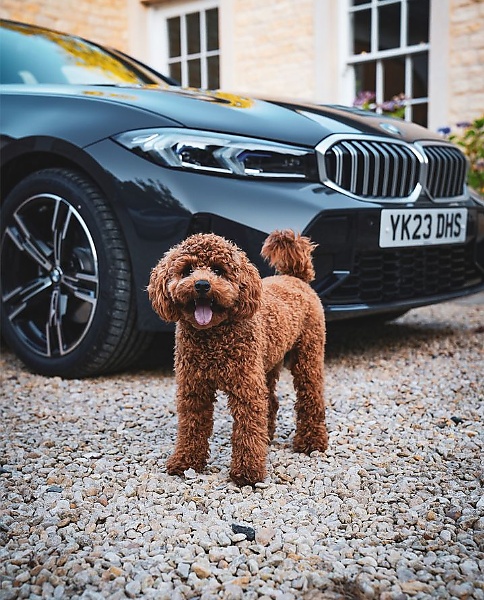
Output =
[
  {"x1": 353, "y1": 91, "x2": 407, "y2": 119},
  {"x1": 439, "y1": 117, "x2": 484, "y2": 195}
]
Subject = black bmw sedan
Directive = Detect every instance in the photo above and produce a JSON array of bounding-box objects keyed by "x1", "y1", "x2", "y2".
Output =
[{"x1": 1, "y1": 20, "x2": 483, "y2": 378}]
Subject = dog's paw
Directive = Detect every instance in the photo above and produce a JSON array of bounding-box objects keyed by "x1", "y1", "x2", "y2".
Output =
[
  {"x1": 230, "y1": 465, "x2": 266, "y2": 487},
  {"x1": 166, "y1": 454, "x2": 205, "y2": 476},
  {"x1": 293, "y1": 432, "x2": 328, "y2": 455}
]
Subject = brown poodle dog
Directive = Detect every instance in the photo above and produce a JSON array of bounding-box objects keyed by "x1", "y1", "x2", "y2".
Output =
[{"x1": 148, "y1": 230, "x2": 328, "y2": 486}]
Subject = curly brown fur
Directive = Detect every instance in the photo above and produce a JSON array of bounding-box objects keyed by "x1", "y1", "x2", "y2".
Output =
[
  {"x1": 261, "y1": 229, "x2": 317, "y2": 283},
  {"x1": 148, "y1": 230, "x2": 328, "y2": 486}
]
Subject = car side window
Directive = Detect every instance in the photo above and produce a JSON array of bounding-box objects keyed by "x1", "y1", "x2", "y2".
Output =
[{"x1": 0, "y1": 21, "x2": 162, "y2": 86}]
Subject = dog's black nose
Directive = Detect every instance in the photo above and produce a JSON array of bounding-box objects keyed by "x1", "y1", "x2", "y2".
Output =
[{"x1": 194, "y1": 279, "x2": 211, "y2": 295}]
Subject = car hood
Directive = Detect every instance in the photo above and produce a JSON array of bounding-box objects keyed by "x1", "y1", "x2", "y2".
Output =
[{"x1": 3, "y1": 83, "x2": 443, "y2": 147}]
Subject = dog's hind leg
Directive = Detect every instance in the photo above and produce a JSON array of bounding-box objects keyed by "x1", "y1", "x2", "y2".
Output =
[
  {"x1": 166, "y1": 384, "x2": 216, "y2": 475},
  {"x1": 267, "y1": 361, "x2": 282, "y2": 441},
  {"x1": 290, "y1": 327, "x2": 328, "y2": 455}
]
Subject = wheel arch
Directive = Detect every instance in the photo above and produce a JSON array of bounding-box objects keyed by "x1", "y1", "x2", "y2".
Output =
[
  {"x1": 0, "y1": 138, "x2": 152, "y2": 337},
  {"x1": 0, "y1": 136, "x2": 116, "y2": 204}
]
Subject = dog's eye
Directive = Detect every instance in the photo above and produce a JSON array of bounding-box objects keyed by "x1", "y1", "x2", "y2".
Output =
[
  {"x1": 182, "y1": 265, "x2": 194, "y2": 277},
  {"x1": 212, "y1": 265, "x2": 225, "y2": 276}
]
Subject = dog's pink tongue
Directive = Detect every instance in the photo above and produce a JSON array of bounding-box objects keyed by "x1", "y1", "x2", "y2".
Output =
[{"x1": 195, "y1": 299, "x2": 212, "y2": 325}]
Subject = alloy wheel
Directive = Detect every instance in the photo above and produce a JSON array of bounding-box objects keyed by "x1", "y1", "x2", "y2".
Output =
[{"x1": 1, "y1": 193, "x2": 99, "y2": 358}]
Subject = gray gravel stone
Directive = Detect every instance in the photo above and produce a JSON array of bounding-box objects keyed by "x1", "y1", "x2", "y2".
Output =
[{"x1": 1, "y1": 295, "x2": 483, "y2": 598}]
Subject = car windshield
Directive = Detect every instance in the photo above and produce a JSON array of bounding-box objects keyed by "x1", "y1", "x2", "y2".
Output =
[{"x1": 0, "y1": 20, "x2": 169, "y2": 86}]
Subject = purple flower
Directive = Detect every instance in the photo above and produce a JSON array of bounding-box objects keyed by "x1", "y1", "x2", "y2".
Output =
[
  {"x1": 456, "y1": 121, "x2": 471, "y2": 128},
  {"x1": 353, "y1": 90, "x2": 376, "y2": 107},
  {"x1": 381, "y1": 101, "x2": 396, "y2": 112}
]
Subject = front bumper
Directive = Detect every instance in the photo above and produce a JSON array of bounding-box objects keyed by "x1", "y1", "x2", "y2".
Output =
[
  {"x1": 305, "y1": 204, "x2": 484, "y2": 320},
  {"x1": 181, "y1": 203, "x2": 484, "y2": 324},
  {"x1": 87, "y1": 139, "x2": 484, "y2": 329}
]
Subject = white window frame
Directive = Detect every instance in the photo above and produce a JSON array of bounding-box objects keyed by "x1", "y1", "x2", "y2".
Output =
[
  {"x1": 343, "y1": 0, "x2": 430, "y2": 123},
  {"x1": 147, "y1": 0, "x2": 219, "y2": 88},
  {"x1": 336, "y1": 0, "x2": 452, "y2": 131}
]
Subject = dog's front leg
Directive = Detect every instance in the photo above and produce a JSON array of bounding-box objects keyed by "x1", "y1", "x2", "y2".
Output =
[
  {"x1": 166, "y1": 384, "x2": 215, "y2": 476},
  {"x1": 227, "y1": 386, "x2": 269, "y2": 486}
]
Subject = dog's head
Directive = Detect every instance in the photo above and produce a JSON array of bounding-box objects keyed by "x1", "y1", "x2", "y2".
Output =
[{"x1": 148, "y1": 234, "x2": 262, "y2": 329}]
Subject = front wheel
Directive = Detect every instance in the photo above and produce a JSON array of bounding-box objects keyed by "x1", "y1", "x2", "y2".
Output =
[{"x1": 1, "y1": 168, "x2": 152, "y2": 378}]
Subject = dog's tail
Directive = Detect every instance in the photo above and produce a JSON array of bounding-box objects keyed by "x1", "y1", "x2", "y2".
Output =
[{"x1": 261, "y1": 230, "x2": 316, "y2": 283}]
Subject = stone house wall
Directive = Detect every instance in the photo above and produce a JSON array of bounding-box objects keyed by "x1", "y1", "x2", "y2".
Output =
[
  {"x1": 0, "y1": 0, "x2": 482, "y2": 126},
  {"x1": 229, "y1": 0, "x2": 316, "y2": 100},
  {"x1": 448, "y1": 0, "x2": 484, "y2": 126},
  {"x1": 0, "y1": 0, "x2": 129, "y2": 50}
]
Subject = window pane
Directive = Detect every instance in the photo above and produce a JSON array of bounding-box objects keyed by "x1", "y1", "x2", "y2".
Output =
[
  {"x1": 352, "y1": 0, "x2": 369, "y2": 5},
  {"x1": 408, "y1": 0, "x2": 429, "y2": 45},
  {"x1": 378, "y1": 3, "x2": 401, "y2": 51},
  {"x1": 412, "y1": 52, "x2": 428, "y2": 97},
  {"x1": 412, "y1": 103, "x2": 427, "y2": 127},
  {"x1": 168, "y1": 17, "x2": 181, "y2": 58},
  {"x1": 188, "y1": 58, "x2": 201, "y2": 87},
  {"x1": 354, "y1": 62, "x2": 376, "y2": 96},
  {"x1": 169, "y1": 62, "x2": 181, "y2": 84},
  {"x1": 207, "y1": 55, "x2": 219, "y2": 89},
  {"x1": 186, "y1": 12, "x2": 200, "y2": 55},
  {"x1": 353, "y1": 9, "x2": 371, "y2": 54},
  {"x1": 383, "y1": 56, "x2": 405, "y2": 99},
  {"x1": 206, "y1": 8, "x2": 219, "y2": 51}
]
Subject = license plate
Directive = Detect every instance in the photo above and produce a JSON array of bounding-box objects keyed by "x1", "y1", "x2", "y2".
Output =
[{"x1": 379, "y1": 208, "x2": 467, "y2": 248}]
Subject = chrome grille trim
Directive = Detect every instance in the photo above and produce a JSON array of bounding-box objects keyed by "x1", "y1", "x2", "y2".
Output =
[
  {"x1": 416, "y1": 141, "x2": 468, "y2": 202},
  {"x1": 316, "y1": 134, "x2": 424, "y2": 203},
  {"x1": 316, "y1": 134, "x2": 467, "y2": 203}
]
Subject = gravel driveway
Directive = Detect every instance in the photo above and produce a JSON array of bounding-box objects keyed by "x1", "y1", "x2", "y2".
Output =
[{"x1": 1, "y1": 295, "x2": 483, "y2": 600}]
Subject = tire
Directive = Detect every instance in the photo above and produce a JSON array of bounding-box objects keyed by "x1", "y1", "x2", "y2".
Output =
[{"x1": 0, "y1": 168, "x2": 152, "y2": 378}]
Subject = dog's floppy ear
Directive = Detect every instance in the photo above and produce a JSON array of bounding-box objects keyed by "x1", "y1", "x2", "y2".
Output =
[
  {"x1": 147, "y1": 252, "x2": 181, "y2": 322},
  {"x1": 231, "y1": 253, "x2": 262, "y2": 321}
]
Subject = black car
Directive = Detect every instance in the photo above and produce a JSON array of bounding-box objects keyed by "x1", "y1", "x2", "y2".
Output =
[{"x1": 1, "y1": 20, "x2": 483, "y2": 378}]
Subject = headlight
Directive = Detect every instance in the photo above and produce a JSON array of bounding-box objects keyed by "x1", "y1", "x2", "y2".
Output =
[{"x1": 113, "y1": 128, "x2": 318, "y2": 180}]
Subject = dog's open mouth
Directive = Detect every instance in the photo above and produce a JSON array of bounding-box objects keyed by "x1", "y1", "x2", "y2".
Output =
[{"x1": 194, "y1": 298, "x2": 213, "y2": 326}]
